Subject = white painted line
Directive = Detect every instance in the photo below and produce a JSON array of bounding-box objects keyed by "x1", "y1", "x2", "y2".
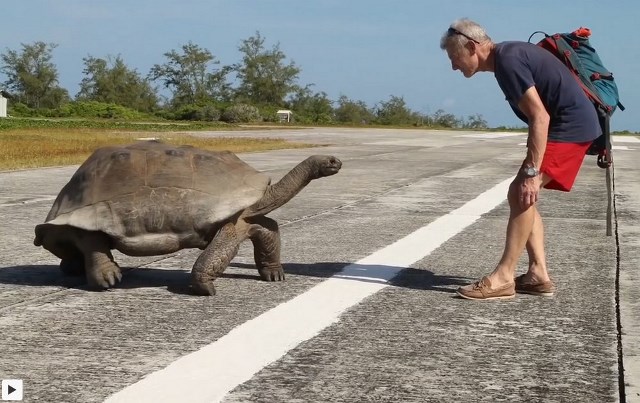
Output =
[{"x1": 105, "y1": 177, "x2": 513, "y2": 403}]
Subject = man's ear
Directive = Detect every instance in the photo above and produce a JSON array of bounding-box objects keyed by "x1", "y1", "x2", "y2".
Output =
[{"x1": 465, "y1": 40, "x2": 477, "y2": 55}]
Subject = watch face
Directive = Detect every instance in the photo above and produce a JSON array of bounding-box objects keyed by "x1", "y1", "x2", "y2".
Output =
[{"x1": 523, "y1": 167, "x2": 538, "y2": 177}]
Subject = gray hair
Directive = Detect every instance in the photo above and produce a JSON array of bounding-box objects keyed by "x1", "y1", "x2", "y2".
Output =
[{"x1": 440, "y1": 18, "x2": 492, "y2": 53}]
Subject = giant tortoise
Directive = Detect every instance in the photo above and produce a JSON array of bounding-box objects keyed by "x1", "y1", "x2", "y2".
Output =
[{"x1": 34, "y1": 140, "x2": 342, "y2": 295}]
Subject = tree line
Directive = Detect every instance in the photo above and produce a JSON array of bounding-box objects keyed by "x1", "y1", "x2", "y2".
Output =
[{"x1": 0, "y1": 32, "x2": 488, "y2": 128}]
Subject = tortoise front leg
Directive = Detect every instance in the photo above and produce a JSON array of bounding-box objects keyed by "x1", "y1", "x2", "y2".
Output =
[
  {"x1": 248, "y1": 216, "x2": 284, "y2": 281},
  {"x1": 74, "y1": 230, "x2": 122, "y2": 289},
  {"x1": 191, "y1": 222, "x2": 240, "y2": 296}
]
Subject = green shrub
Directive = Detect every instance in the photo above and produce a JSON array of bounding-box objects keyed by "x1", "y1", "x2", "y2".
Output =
[
  {"x1": 171, "y1": 104, "x2": 221, "y2": 121},
  {"x1": 7, "y1": 102, "x2": 38, "y2": 117},
  {"x1": 257, "y1": 105, "x2": 281, "y2": 123},
  {"x1": 56, "y1": 101, "x2": 148, "y2": 120},
  {"x1": 220, "y1": 104, "x2": 262, "y2": 123},
  {"x1": 200, "y1": 104, "x2": 221, "y2": 121}
]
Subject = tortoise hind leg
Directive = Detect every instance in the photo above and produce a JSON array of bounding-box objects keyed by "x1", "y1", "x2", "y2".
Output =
[
  {"x1": 248, "y1": 216, "x2": 284, "y2": 281},
  {"x1": 191, "y1": 222, "x2": 240, "y2": 296},
  {"x1": 74, "y1": 230, "x2": 122, "y2": 289}
]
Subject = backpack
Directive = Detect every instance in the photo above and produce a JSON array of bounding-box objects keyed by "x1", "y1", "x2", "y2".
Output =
[{"x1": 528, "y1": 27, "x2": 624, "y2": 168}]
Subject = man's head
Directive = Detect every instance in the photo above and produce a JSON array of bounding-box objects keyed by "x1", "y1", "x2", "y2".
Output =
[{"x1": 440, "y1": 18, "x2": 493, "y2": 77}]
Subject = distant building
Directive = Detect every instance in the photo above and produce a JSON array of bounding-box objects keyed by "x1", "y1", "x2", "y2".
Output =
[
  {"x1": 0, "y1": 92, "x2": 7, "y2": 118},
  {"x1": 276, "y1": 109, "x2": 292, "y2": 123}
]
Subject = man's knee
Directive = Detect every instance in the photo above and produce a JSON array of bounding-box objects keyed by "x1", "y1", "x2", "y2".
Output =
[{"x1": 507, "y1": 180, "x2": 520, "y2": 206}]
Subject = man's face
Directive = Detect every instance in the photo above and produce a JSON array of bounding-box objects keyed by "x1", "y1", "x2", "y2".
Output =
[{"x1": 446, "y1": 45, "x2": 477, "y2": 78}]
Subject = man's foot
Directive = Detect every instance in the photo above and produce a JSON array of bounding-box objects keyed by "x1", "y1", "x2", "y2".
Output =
[
  {"x1": 456, "y1": 276, "x2": 515, "y2": 300},
  {"x1": 514, "y1": 274, "x2": 555, "y2": 296}
]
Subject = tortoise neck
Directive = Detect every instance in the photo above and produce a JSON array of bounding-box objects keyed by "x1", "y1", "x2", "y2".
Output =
[{"x1": 247, "y1": 161, "x2": 313, "y2": 216}]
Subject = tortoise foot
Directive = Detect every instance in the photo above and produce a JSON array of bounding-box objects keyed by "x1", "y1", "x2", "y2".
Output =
[
  {"x1": 259, "y1": 266, "x2": 285, "y2": 282},
  {"x1": 191, "y1": 281, "x2": 217, "y2": 296},
  {"x1": 87, "y1": 264, "x2": 122, "y2": 289}
]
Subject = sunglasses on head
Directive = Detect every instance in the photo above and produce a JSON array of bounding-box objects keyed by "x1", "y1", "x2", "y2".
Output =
[{"x1": 447, "y1": 27, "x2": 480, "y2": 44}]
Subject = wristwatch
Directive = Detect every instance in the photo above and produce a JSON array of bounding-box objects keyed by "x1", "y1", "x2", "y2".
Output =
[{"x1": 522, "y1": 166, "x2": 540, "y2": 177}]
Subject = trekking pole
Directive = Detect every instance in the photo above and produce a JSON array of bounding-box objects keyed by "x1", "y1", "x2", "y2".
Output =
[
  {"x1": 606, "y1": 163, "x2": 612, "y2": 236},
  {"x1": 598, "y1": 113, "x2": 613, "y2": 236}
]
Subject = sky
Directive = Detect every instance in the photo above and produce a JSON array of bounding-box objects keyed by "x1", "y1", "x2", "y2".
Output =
[{"x1": 1, "y1": 0, "x2": 638, "y2": 131}]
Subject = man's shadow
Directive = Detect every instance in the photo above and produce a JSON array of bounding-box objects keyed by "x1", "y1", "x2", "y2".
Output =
[{"x1": 0, "y1": 262, "x2": 470, "y2": 295}]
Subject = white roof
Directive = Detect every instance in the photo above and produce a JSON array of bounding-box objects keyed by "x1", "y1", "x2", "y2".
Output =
[{"x1": 276, "y1": 110, "x2": 292, "y2": 114}]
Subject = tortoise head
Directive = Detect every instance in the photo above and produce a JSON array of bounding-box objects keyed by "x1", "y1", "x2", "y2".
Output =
[{"x1": 307, "y1": 155, "x2": 342, "y2": 179}]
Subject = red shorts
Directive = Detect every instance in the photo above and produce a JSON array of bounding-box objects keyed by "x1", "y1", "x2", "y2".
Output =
[{"x1": 540, "y1": 141, "x2": 593, "y2": 192}]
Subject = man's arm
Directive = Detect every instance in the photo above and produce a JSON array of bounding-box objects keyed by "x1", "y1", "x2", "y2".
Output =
[
  {"x1": 516, "y1": 86, "x2": 550, "y2": 208},
  {"x1": 517, "y1": 86, "x2": 550, "y2": 170}
]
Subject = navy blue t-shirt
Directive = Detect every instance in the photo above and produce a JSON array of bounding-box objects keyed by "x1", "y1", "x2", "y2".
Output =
[{"x1": 494, "y1": 41, "x2": 601, "y2": 142}]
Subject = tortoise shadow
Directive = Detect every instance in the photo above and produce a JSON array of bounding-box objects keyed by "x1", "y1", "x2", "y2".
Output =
[
  {"x1": 234, "y1": 262, "x2": 470, "y2": 294},
  {"x1": 0, "y1": 262, "x2": 471, "y2": 295}
]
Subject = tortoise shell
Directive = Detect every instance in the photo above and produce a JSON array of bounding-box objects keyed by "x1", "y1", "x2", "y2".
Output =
[{"x1": 35, "y1": 141, "x2": 270, "y2": 251}]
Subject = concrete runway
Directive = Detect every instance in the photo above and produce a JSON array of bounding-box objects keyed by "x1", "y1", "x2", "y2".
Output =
[{"x1": 0, "y1": 128, "x2": 638, "y2": 403}]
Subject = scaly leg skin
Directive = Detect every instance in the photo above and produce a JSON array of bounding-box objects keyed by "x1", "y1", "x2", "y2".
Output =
[
  {"x1": 249, "y1": 216, "x2": 284, "y2": 282},
  {"x1": 191, "y1": 222, "x2": 240, "y2": 296},
  {"x1": 75, "y1": 230, "x2": 122, "y2": 289}
]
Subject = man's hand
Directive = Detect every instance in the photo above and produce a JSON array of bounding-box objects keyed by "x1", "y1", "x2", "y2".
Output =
[{"x1": 518, "y1": 175, "x2": 542, "y2": 209}]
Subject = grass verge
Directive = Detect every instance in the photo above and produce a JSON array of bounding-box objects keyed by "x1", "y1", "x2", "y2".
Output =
[{"x1": 0, "y1": 128, "x2": 316, "y2": 171}]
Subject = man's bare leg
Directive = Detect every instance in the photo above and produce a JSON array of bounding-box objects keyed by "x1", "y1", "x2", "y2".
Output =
[
  {"x1": 523, "y1": 207, "x2": 552, "y2": 284},
  {"x1": 486, "y1": 175, "x2": 552, "y2": 287}
]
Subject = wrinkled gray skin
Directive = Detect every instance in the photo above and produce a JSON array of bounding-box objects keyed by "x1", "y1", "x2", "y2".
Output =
[{"x1": 34, "y1": 141, "x2": 342, "y2": 295}]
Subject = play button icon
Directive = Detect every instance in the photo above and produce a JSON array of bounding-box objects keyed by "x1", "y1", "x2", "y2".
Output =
[{"x1": 1, "y1": 379, "x2": 23, "y2": 401}]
